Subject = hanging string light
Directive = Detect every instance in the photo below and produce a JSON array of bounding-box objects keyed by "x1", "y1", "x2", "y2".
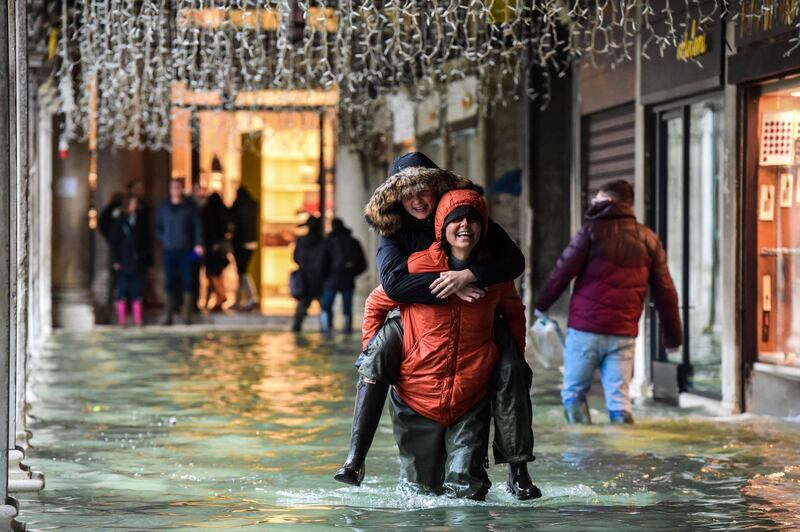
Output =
[{"x1": 55, "y1": 0, "x2": 799, "y2": 151}]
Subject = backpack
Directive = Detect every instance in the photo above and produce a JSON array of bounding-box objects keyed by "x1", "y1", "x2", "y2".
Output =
[{"x1": 343, "y1": 237, "x2": 367, "y2": 277}]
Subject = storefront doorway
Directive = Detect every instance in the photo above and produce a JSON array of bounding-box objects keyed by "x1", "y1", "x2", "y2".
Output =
[
  {"x1": 651, "y1": 95, "x2": 725, "y2": 398},
  {"x1": 171, "y1": 96, "x2": 336, "y2": 316}
]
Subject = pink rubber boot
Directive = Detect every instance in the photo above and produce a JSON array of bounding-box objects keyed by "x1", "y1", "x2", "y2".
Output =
[
  {"x1": 116, "y1": 300, "x2": 127, "y2": 326},
  {"x1": 132, "y1": 300, "x2": 143, "y2": 326}
]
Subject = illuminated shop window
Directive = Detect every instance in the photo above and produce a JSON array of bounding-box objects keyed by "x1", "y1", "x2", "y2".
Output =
[{"x1": 756, "y1": 80, "x2": 800, "y2": 368}]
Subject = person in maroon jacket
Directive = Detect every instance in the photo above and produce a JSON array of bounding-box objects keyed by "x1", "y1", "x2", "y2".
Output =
[{"x1": 535, "y1": 180, "x2": 682, "y2": 424}]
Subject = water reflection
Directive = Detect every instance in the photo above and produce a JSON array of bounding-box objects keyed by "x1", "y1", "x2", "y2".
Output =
[
  {"x1": 16, "y1": 330, "x2": 800, "y2": 530},
  {"x1": 169, "y1": 333, "x2": 345, "y2": 444}
]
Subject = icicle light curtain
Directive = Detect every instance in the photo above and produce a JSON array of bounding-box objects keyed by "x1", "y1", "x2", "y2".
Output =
[{"x1": 56, "y1": 0, "x2": 799, "y2": 150}]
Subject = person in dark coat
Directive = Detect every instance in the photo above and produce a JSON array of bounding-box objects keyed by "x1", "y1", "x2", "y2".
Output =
[
  {"x1": 291, "y1": 214, "x2": 329, "y2": 332},
  {"x1": 232, "y1": 186, "x2": 259, "y2": 311},
  {"x1": 320, "y1": 218, "x2": 367, "y2": 334},
  {"x1": 535, "y1": 179, "x2": 682, "y2": 425},
  {"x1": 111, "y1": 194, "x2": 151, "y2": 326},
  {"x1": 156, "y1": 179, "x2": 204, "y2": 325},
  {"x1": 191, "y1": 182, "x2": 208, "y2": 311},
  {"x1": 127, "y1": 179, "x2": 151, "y2": 227},
  {"x1": 202, "y1": 192, "x2": 232, "y2": 311},
  {"x1": 99, "y1": 192, "x2": 125, "y2": 243},
  {"x1": 335, "y1": 152, "x2": 540, "y2": 501},
  {"x1": 99, "y1": 191, "x2": 125, "y2": 313}
]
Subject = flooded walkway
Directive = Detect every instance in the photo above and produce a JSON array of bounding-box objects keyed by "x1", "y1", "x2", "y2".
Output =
[{"x1": 17, "y1": 330, "x2": 800, "y2": 530}]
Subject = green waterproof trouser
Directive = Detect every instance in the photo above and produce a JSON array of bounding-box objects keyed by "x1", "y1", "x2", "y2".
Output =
[
  {"x1": 389, "y1": 390, "x2": 491, "y2": 500},
  {"x1": 357, "y1": 310, "x2": 535, "y2": 464}
]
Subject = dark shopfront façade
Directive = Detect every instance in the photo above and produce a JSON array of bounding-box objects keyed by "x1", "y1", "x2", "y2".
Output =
[{"x1": 641, "y1": 5, "x2": 727, "y2": 405}]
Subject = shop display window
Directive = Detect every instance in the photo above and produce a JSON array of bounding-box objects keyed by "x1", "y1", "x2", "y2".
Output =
[{"x1": 756, "y1": 80, "x2": 800, "y2": 368}]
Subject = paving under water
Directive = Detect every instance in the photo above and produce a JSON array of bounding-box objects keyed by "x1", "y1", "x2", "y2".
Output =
[{"x1": 16, "y1": 330, "x2": 800, "y2": 530}]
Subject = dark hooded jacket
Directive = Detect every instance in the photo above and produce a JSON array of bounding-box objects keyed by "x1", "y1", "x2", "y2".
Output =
[
  {"x1": 202, "y1": 192, "x2": 231, "y2": 275},
  {"x1": 232, "y1": 187, "x2": 259, "y2": 248},
  {"x1": 362, "y1": 189, "x2": 526, "y2": 426},
  {"x1": 293, "y1": 217, "x2": 329, "y2": 298},
  {"x1": 364, "y1": 165, "x2": 525, "y2": 304},
  {"x1": 99, "y1": 194, "x2": 124, "y2": 244},
  {"x1": 202, "y1": 193, "x2": 231, "y2": 248},
  {"x1": 111, "y1": 209, "x2": 151, "y2": 276},
  {"x1": 535, "y1": 201, "x2": 682, "y2": 348},
  {"x1": 323, "y1": 220, "x2": 367, "y2": 292}
]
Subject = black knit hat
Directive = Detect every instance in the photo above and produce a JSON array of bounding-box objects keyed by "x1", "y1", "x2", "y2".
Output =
[
  {"x1": 388, "y1": 152, "x2": 439, "y2": 178},
  {"x1": 442, "y1": 205, "x2": 483, "y2": 235}
]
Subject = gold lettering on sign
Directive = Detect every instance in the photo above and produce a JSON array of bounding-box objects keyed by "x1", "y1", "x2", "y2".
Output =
[{"x1": 676, "y1": 20, "x2": 708, "y2": 61}]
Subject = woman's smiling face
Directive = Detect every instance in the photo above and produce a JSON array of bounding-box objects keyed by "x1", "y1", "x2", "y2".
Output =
[
  {"x1": 444, "y1": 215, "x2": 482, "y2": 255},
  {"x1": 401, "y1": 188, "x2": 437, "y2": 220}
]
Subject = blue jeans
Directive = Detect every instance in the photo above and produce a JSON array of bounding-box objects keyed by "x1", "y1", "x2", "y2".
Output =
[
  {"x1": 320, "y1": 288, "x2": 353, "y2": 319},
  {"x1": 116, "y1": 273, "x2": 142, "y2": 302},
  {"x1": 163, "y1": 249, "x2": 195, "y2": 294},
  {"x1": 562, "y1": 328, "x2": 635, "y2": 413}
]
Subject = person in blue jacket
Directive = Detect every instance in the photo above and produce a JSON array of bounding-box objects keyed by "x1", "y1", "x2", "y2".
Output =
[{"x1": 156, "y1": 178, "x2": 204, "y2": 325}]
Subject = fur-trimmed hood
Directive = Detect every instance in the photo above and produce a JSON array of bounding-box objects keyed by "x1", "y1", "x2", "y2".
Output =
[{"x1": 364, "y1": 166, "x2": 473, "y2": 237}]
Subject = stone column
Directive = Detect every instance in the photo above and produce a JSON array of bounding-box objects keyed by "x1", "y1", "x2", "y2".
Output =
[
  {"x1": 24, "y1": 86, "x2": 56, "y2": 352},
  {"x1": 334, "y1": 146, "x2": 372, "y2": 291},
  {"x1": 51, "y1": 132, "x2": 94, "y2": 330},
  {"x1": 720, "y1": 21, "x2": 742, "y2": 415},
  {"x1": 20, "y1": 78, "x2": 36, "y2": 453},
  {"x1": 15, "y1": 87, "x2": 58, "y2": 495},
  {"x1": 7, "y1": 0, "x2": 44, "y2": 495},
  {"x1": 30, "y1": 85, "x2": 56, "y2": 342},
  {"x1": 0, "y1": 0, "x2": 25, "y2": 527},
  {"x1": 6, "y1": 0, "x2": 20, "y2": 478}
]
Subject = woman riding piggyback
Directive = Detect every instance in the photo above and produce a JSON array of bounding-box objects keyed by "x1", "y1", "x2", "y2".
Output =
[{"x1": 362, "y1": 189, "x2": 526, "y2": 500}]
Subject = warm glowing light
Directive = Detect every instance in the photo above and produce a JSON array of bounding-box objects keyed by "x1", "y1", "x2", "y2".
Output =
[
  {"x1": 177, "y1": 7, "x2": 338, "y2": 32},
  {"x1": 790, "y1": 91, "x2": 800, "y2": 97},
  {"x1": 234, "y1": 89, "x2": 339, "y2": 108}
]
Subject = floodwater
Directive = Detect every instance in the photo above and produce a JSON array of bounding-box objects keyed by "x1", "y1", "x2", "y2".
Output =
[{"x1": 16, "y1": 330, "x2": 800, "y2": 531}]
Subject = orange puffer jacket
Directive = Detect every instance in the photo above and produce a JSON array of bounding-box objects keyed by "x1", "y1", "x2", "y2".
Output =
[{"x1": 362, "y1": 189, "x2": 526, "y2": 426}]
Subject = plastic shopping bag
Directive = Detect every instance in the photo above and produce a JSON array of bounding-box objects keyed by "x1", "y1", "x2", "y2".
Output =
[{"x1": 530, "y1": 316, "x2": 565, "y2": 368}]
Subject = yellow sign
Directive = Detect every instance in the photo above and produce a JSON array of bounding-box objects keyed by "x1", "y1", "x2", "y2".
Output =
[{"x1": 676, "y1": 20, "x2": 708, "y2": 61}]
